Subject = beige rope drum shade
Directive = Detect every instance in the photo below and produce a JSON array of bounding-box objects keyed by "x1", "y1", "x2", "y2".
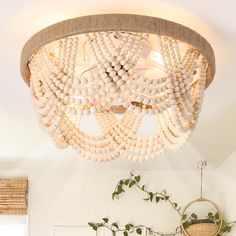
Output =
[
  {"x1": 20, "y1": 14, "x2": 216, "y2": 162},
  {"x1": 21, "y1": 14, "x2": 215, "y2": 86},
  {"x1": 0, "y1": 178, "x2": 28, "y2": 215}
]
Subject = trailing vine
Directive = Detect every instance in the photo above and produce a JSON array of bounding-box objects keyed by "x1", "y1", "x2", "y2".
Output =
[
  {"x1": 88, "y1": 218, "x2": 182, "y2": 236},
  {"x1": 112, "y1": 172, "x2": 181, "y2": 215},
  {"x1": 88, "y1": 172, "x2": 235, "y2": 236}
]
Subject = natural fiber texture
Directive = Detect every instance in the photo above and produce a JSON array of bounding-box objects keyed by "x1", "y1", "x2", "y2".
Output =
[
  {"x1": 0, "y1": 178, "x2": 28, "y2": 215},
  {"x1": 181, "y1": 198, "x2": 223, "y2": 236},
  {"x1": 185, "y1": 223, "x2": 218, "y2": 236},
  {"x1": 20, "y1": 14, "x2": 215, "y2": 88}
]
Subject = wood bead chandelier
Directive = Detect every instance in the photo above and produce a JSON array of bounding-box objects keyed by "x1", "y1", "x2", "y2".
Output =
[{"x1": 21, "y1": 14, "x2": 215, "y2": 162}]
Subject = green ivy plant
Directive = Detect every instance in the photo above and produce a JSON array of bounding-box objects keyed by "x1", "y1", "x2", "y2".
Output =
[
  {"x1": 88, "y1": 172, "x2": 235, "y2": 236},
  {"x1": 88, "y1": 218, "x2": 182, "y2": 236},
  {"x1": 112, "y1": 172, "x2": 181, "y2": 215}
]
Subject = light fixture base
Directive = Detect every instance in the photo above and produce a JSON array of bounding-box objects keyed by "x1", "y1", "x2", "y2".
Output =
[{"x1": 21, "y1": 14, "x2": 215, "y2": 88}]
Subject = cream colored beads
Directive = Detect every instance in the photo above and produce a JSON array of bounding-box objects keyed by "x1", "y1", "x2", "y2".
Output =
[{"x1": 29, "y1": 32, "x2": 208, "y2": 162}]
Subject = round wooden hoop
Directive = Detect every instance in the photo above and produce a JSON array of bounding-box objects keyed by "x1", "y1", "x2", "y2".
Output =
[
  {"x1": 20, "y1": 14, "x2": 215, "y2": 87},
  {"x1": 181, "y1": 197, "x2": 223, "y2": 236}
]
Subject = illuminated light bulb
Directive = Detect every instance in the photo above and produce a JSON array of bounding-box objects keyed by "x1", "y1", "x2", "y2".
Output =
[{"x1": 149, "y1": 51, "x2": 164, "y2": 65}]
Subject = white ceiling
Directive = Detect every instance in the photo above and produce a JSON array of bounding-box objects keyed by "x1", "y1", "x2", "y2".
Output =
[{"x1": 0, "y1": 0, "x2": 236, "y2": 170}]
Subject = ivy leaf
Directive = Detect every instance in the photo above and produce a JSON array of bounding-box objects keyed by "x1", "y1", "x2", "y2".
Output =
[
  {"x1": 119, "y1": 180, "x2": 124, "y2": 185},
  {"x1": 182, "y1": 214, "x2": 187, "y2": 220},
  {"x1": 149, "y1": 192, "x2": 154, "y2": 201},
  {"x1": 118, "y1": 185, "x2": 125, "y2": 194},
  {"x1": 221, "y1": 224, "x2": 231, "y2": 233},
  {"x1": 129, "y1": 180, "x2": 136, "y2": 188},
  {"x1": 112, "y1": 192, "x2": 117, "y2": 200},
  {"x1": 156, "y1": 197, "x2": 160, "y2": 203},
  {"x1": 173, "y1": 203, "x2": 178, "y2": 208},
  {"x1": 191, "y1": 213, "x2": 198, "y2": 220},
  {"x1": 136, "y1": 228, "x2": 142, "y2": 235},
  {"x1": 135, "y1": 175, "x2": 141, "y2": 183},
  {"x1": 225, "y1": 225, "x2": 231, "y2": 232},
  {"x1": 125, "y1": 224, "x2": 131, "y2": 230},
  {"x1": 143, "y1": 197, "x2": 150, "y2": 201},
  {"x1": 165, "y1": 196, "x2": 170, "y2": 201},
  {"x1": 124, "y1": 231, "x2": 128, "y2": 236},
  {"x1": 112, "y1": 223, "x2": 119, "y2": 229},
  {"x1": 183, "y1": 222, "x2": 190, "y2": 229},
  {"x1": 125, "y1": 179, "x2": 130, "y2": 185},
  {"x1": 93, "y1": 226, "x2": 98, "y2": 231},
  {"x1": 215, "y1": 212, "x2": 219, "y2": 220},
  {"x1": 88, "y1": 223, "x2": 95, "y2": 228},
  {"x1": 207, "y1": 212, "x2": 214, "y2": 221},
  {"x1": 102, "y1": 218, "x2": 109, "y2": 223}
]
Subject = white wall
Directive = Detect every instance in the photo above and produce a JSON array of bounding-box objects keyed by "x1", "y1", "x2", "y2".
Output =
[
  {"x1": 215, "y1": 150, "x2": 236, "y2": 236},
  {"x1": 0, "y1": 158, "x2": 219, "y2": 236}
]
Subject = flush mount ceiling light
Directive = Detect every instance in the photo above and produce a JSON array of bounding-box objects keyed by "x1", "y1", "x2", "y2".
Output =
[{"x1": 21, "y1": 14, "x2": 215, "y2": 162}]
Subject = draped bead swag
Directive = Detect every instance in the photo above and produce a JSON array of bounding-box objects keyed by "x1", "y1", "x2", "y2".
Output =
[{"x1": 29, "y1": 32, "x2": 207, "y2": 162}]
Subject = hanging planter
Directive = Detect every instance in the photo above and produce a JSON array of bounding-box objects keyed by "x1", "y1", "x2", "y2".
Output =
[
  {"x1": 181, "y1": 161, "x2": 223, "y2": 236},
  {"x1": 181, "y1": 198, "x2": 223, "y2": 236}
]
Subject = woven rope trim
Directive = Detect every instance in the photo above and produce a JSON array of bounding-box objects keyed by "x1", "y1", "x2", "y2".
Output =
[{"x1": 20, "y1": 14, "x2": 215, "y2": 87}]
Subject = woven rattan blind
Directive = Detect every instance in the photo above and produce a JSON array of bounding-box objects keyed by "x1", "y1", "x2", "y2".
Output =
[{"x1": 0, "y1": 178, "x2": 28, "y2": 215}]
